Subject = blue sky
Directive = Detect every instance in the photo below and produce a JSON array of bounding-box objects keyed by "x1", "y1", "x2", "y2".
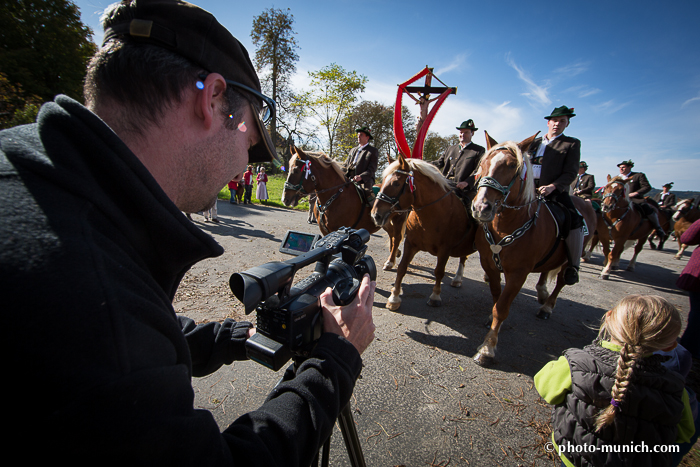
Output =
[{"x1": 74, "y1": 0, "x2": 700, "y2": 192}]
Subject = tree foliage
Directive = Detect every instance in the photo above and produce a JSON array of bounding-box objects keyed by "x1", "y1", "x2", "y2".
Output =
[
  {"x1": 0, "y1": 0, "x2": 97, "y2": 105},
  {"x1": 423, "y1": 132, "x2": 459, "y2": 161},
  {"x1": 251, "y1": 7, "x2": 299, "y2": 162},
  {"x1": 295, "y1": 63, "x2": 367, "y2": 158}
]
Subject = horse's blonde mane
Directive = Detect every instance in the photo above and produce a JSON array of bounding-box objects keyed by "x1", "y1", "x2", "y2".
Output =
[
  {"x1": 382, "y1": 158, "x2": 451, "y2": 192},
  {"x1": 479, "y1": 141, "x2": 535, "y2": 204},
  {"x1": 293, "y1": 150, "x2": 346, "y2": 179}
]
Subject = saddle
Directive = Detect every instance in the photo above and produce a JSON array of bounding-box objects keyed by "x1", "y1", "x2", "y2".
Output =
[
  {"x1": 353, "y1": 182, "x2": 375, "y2": 207},
  {"x1": 544, "y1": 200, "x2": 572, "y2": 240}
]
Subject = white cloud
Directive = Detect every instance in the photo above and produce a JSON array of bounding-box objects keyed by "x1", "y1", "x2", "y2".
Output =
[
  {"x1": 506, "y1": 54, "x2": 552, "y2": 108},
  {"x1": 681, "y1": 91, "x2": 700, "y2": 108},
  {"x1": 434, "y1": 53, "x2": 469, "y2": 76},
  {"x1": 553, "y1": 60, "x2": 591, "y2": 77}
]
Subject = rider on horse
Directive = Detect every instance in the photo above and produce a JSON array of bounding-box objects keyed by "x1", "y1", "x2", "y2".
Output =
[
  {"x1": 616, "y1": 160, "x2": 666, "y2": 238},
  {"x1": 572, "y1": 161, "x2": 596, "y2": 200},
  {"x1": 345, "y1": 126, "x2": 378, "y2": 205},
  {"x1": 433, "y1": 119, "x2": 486, "y2": 205},
  {"x1": 526, "y1": 105, "x2": 584, "y2": 285}
]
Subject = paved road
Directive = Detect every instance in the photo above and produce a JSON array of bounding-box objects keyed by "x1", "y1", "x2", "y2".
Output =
[{"x1": 176, "y1": 200, "x2": 695, "y2": 467}]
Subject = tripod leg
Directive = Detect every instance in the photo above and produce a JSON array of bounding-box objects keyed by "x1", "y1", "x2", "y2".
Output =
[{"x1": 337, "y1": 403, "x2": 366, "y2": 467}]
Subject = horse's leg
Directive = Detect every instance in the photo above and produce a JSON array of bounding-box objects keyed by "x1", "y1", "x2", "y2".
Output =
[
  {"x1": 474, "y1": 271, "x2": 528, "y2": 367},
  {"x1": 535, "y1": 271, "x2": 550, "y2": 305},
  {"x1": 450, "y1": 256, "x2": 467, "y2": 288},
  {"x1": 383, "y1": 215, "x2": 405, "y2": 270},
  {"x1": 675, "y1": 242, "x2": 688, "y2": 260},
  {"x1": 427, "y1": 253, "x2": 450, "y2": 307},
  {"x1": 601, "y1": 238, "x2": 624, "y2": 280},
  {"x1": 538, "y1": 267, "x2": 565, "y2": 320},
  {"x1": 386, "y1": 241, "x2": 418, "y2": 311},
  {"x1": 626, "y1": 238, "x2": 646, "y2": 272}
]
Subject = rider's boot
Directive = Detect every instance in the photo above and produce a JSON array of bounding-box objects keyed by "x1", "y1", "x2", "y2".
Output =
[
  {"x1": 648, "y1": 211, "x2": 665, "y2": 238},
  {"x1": 564, "y1": 227, "x2": 584, "y2": 285}
]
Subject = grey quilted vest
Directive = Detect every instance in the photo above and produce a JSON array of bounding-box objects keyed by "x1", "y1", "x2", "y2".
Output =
[{"x1": 551, "y1": 342, "x2": 685, "y2": 466}]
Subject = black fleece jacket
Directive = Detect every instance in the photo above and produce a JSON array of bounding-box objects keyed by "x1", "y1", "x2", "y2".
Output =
[{"x1": 0, "y1": 96, "x2": 362, "y2": 466}]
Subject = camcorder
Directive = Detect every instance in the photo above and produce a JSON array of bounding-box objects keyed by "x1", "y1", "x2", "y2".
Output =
[{"x1": 229, "y1": 227, "x2": 376, "y2": 371}]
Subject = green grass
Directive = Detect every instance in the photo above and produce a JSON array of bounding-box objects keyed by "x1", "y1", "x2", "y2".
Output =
[{"x1": 218, "y1": 174, "x2": 310, "y2": 211}]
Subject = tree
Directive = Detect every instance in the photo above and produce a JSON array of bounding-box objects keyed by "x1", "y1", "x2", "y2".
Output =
[
  {"x1": 423, "y1": 132, "x2": 459, "y2": 162},
  {"x1": 295, "y1": 63, "x2": 367, "y2": 159},
  {"x1": 0, "y1": 72, "x2": 42, "y2": 128},
  {"x1": 0, "y1": 0, "x2": 97, "y2": 105},
  {"x1": 251, "y1": 7, "x2": 299, "y2": 162}
]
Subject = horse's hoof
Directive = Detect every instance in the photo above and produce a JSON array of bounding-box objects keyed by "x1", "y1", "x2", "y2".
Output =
[
  {"x1": 536, "y1": 309, "x2": 551, "y2": 320},
  {"x1": 600, "y1": 274, "x2": 609, "y2": 280},
  {"x1": 427, "y1": 298, "x2": 442, "y2": 307},
  {"x1": 649, "y1": 243, "x2": 657, "y2": 250},
  {"x1": 450, "y1": 280, "x2": 463, "y2": 288},
  {"x1": 473, "y1": 352, "x2": 496, "y2": 367},
  {"x1": 483, "y1": 274, "x2": 490, "y2": 283},
  {"x1": 386, "y1": 300, "x2": 401, "y2": 311},
  {"x1": 626, "y1": 266, "x2": 635, "y2": 272},
  {"x1": 674, "y1": 256, "x2": 681, "y2": 260},
  {"x1": 382, "y1": 262, "x2": 394, "y2": 271}
]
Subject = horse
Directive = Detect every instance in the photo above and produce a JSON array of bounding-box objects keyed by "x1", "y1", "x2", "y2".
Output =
[
  {"x1": 231, "y1": 183, "x2": 244, "y2": 204},
  {"x1": 281, "y1": 146, "x2": 407, "y2": 270},
  {"x1": 672, "y1": 198, "x2": 700, "y2": 259},
  {"x1": 470, "y1": 133, "x2": 597, "y2": 366},
  {"x1": 371, "y1": 152, "x2": 476, "y2": 310},
  {"x1": 597, "y1": 175, "x2": 669, "y2": 279}
]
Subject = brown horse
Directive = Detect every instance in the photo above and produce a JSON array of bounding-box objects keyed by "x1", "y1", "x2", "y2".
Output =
[
  {"x1": 281, "y1": 146, "x2": 407, "y2": 270},
  {"x1": 598, "y1": 175, "x2": 669, "y2": 279},
  {"x1": 231, "y1": 183, "x2": 244, "y2": 204},
  {"x1": 672, "y1": 198, "x2": 700, "y2": 259},
  {"x1": 371, "y1": 152, "x2": 476, "y2": 310},
  {"x1": 470, "y1": 134, "x2": 597, "y2": 366}
]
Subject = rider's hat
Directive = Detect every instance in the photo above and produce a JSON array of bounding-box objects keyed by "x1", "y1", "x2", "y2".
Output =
[
  {"x1": 456, "y1": 119, "x2": 478, "y2": 131},
  {"x1": 617, "y1": 159, "x2": 634, "y2": 167},
  {"x1": 663, "y1": 182, "x2": 674, "y2": 189},
  {"x1": 355, "y1": 126, "x2": 373, "y2": 140},
  {"x1": 579, "y1": 161, "x2": 588, "y2": 169},
  {"x1": 544, "y1": 106, "x2": 575, "y2": 120}
]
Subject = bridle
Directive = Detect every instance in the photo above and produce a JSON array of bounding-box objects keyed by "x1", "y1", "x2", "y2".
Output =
[
  {"x1": 375, "y1": 169, "x2": 415, "y2": 213},
  {"x1": 474, "y1": 147, "x2": 535, "y2": 211}
]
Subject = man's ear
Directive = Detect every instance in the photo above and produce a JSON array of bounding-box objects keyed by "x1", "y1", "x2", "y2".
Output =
[{"x1": 195, "y1": 73, "x2": 227, "y2": 129}]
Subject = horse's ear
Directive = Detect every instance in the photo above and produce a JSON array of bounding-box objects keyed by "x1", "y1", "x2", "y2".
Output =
[
  {"x1": 397, "y1": 150, "x2": 409, "y2": 168},
  {"x1": 388, "y1": 153, "x2": 395, "y2": 164},
  {"x1": 484, "y1": 131, "x2": 498, "y2": 150},
  {"x1": 607, "y1": 174, "x2": 612, "y2": 183},
  {"x1": 517, "y1": 132, "x2": 540, "y2": 154}
]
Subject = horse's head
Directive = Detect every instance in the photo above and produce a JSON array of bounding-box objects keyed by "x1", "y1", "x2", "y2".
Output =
[
  {"x1": 673, "y1": 198, "x2": 695, "y2": 221},
  {"x1": 282, "y1": 146, "x2": 314, "y2": 207},
  {"x1": 372, "y1": 151, "x2": 413, "y2": 227},
  {"x1": 470, "y1": 132, "x2": 538, "y2": 223},
  {"x1": 600, "y1": 175, "x2": 630, "y2": 213}
]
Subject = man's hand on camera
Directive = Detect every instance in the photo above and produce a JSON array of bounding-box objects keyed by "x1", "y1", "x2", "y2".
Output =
[{"x1": 320, "y1": 274, "x2": 376, "y2": 355}]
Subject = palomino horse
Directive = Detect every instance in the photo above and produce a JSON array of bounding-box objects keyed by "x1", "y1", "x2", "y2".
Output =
[
  {"x1": 672, "y1": 198, "x2": 700, "y2": 259},
  {"x1": 371, "y1": 152, "x2": 476, "y2": 310},
  {"x1": 470, "y1": 133, "x2": 597, "y2": 366},
  {"x1": 598, "y1": 175, "x2": 669, "y2": 279},
  {"x1": 281, "y1": 146, "x2": 407, "y2": 270}
]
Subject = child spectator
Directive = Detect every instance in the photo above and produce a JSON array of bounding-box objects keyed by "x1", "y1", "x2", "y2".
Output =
[{"x1": 535, "y1": 295, "x2": 695, "y2": 466}]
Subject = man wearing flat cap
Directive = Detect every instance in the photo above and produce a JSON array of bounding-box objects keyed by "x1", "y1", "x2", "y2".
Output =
[
  {"x1": 0, "y1": 0, "x2": 376, "y2": 464},
  {"x1": 617, "y1": 160, "x2": 666, "y2": 237},
  {"x1": 434, "y1": 119, "x2": 486, "y2": 196},
  {"x1": 346, "y1": 126, "x2": 379, "y2": 201},
  {"x1": 572, "y1": 161, "x2": 595, "y2": 200},
  {"x1": 527, "y1": 105, "x2": 583, "y2": 285}
]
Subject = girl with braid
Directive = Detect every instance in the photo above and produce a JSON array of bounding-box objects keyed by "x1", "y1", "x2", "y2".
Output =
[{"x1": 535, "y1": 295, "x2": 696, "y2": 467}]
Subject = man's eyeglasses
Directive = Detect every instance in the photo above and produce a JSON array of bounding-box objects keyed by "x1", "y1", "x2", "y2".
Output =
[{"x1": 197, "y1": 75, "x2": 276, "y2": 125}]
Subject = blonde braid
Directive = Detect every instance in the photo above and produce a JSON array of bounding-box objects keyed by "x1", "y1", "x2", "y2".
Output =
[
  {"x1": 593, "y1": 295, "x2": 681, "y2": 433},
  {"x1": 595, "y1": 343, "x2": 643, "y2": 431}
]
